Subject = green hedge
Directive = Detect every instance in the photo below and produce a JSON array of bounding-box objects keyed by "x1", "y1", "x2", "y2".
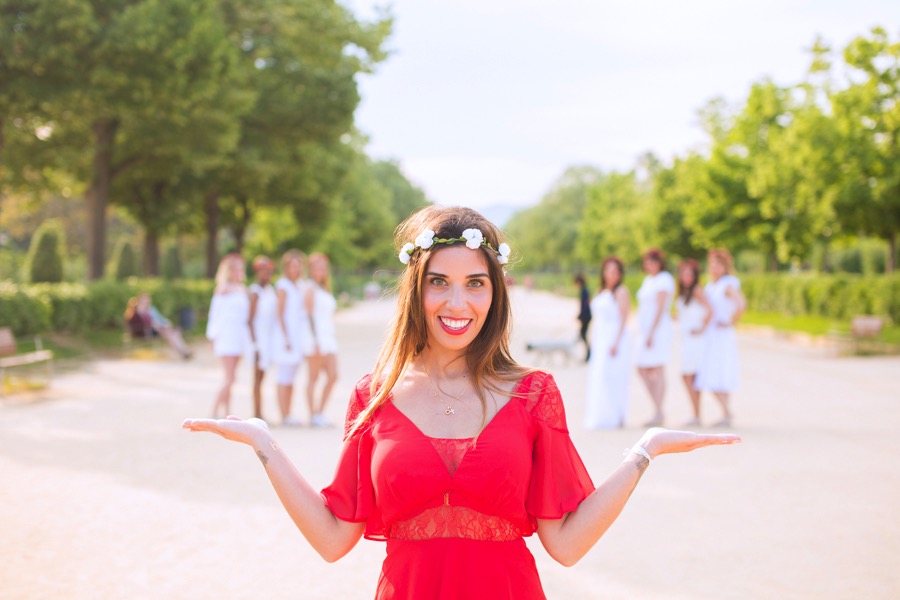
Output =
[
  {"x1": 741, "y1": 274, "x2": 900, "y2": 323},
  {"x1": 0, "y1": 278, "x2": 216, "y2": 336}
]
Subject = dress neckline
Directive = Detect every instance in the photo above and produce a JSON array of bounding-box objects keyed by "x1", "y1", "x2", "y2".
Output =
[{"x1": 385, "y1": 373, "x2": 533, "y2": 442}]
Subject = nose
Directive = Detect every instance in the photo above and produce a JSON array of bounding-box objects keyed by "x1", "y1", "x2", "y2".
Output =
[{"x1": 446, "y1": 283, "x2": 465, "y2": 310}]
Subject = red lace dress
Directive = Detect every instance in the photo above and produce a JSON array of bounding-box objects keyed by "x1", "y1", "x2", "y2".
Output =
[{"x1": 321, "y1": 371, "x2": 595, "y2": 599}]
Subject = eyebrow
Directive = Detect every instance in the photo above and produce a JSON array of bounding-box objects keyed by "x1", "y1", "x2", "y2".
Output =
[{"x1": 426, "y1": 271, "x2": 490, "y2": 279}]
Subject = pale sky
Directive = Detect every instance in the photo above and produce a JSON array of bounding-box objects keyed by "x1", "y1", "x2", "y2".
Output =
[{"x1": 349, "y1": 0, "x2": 900, "y2": 210}]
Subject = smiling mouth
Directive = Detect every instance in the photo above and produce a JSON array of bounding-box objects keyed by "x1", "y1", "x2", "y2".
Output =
[{"x1": 439, "y1": 316, "x2": 472, "y2": 334}]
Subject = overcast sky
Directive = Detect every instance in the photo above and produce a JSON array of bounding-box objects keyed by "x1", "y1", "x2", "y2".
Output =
[{"x1": 348, "y1": 1, "x2": 900, "y2": 210}]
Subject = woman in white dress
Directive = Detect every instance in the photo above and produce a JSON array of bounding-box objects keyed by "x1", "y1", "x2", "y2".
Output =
[
  {"x1": 694, "y1": 249, "x2": 746, "y2": 427},
  {"x1": 584, "y1": 256, "x2": 632, "y2": 429},
  {"x1": 635, "y1": 248, "x2": 676, "y2": 427},
  {"x1": 271, "y1": 250, "x2": 308, "y2": 426},
  {"x1": 302, "y1": 253, "x2": 339, "y2": 428},
  {"x1": 206, "y1": 253, "x2": 251, "y2": 418},
  {"x1": 674, "y1": 259, "x2": 712, "y2": 426},
  {"x1": 249, "y1": 256, "x2": 277, "y2": 421}
]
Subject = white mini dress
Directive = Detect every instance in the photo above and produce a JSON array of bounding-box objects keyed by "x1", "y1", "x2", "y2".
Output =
[
  {"x1": 635, "y1": 271, "x2": 675, "y2": 368},
  {"x1": 206, "y1": 288, "x2": 251, "y2": 357},
  {"x1": 249, "y1": 282, "x2": 278, "y2": 370},
  {"x1": 301, "y1": 284, "x2": 339, "y2": 356}
]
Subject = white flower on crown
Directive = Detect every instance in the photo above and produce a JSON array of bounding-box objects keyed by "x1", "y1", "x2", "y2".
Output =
[
  {"x1": 399, "y1": 242, "x2": 415, "y2": 265},
  {"x1": 497, "y1": 242, "x2": 511, "y2": 264},
  {"x1": 461, "y1": 228, "x2": 484, "y2": 250},
  {"x1": 415, "y1": 229, "x2": 435, "y2": 249}
]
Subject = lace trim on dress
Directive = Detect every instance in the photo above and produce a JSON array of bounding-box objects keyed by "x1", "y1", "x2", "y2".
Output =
[{"x1": 387, "y1": 505, "x2": 522, "y2": 542}]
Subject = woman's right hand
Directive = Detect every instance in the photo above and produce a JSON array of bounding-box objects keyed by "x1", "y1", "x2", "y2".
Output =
[{"x1": 182, "y1": 416, "x2": 272, "y2": 448}]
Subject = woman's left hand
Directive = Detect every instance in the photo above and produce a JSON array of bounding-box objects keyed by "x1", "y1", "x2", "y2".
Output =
[{"x1": 638, "y1": 427, "x2": 741, "y2": 459}]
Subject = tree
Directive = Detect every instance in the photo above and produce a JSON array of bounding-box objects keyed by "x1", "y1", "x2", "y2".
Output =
[
  {"x1": 577, "y1": 170, "x2": 653, "y2": 267},
  {"x1": 505, "y1": 166, "x2": 603, "y2": 271},
  {"x1": 24, "y1": 219, "x2": 65, "y2": 283},
  {"x1": 828, "y1": 27, "x2": 900, "y2": 271},
  {"x1": 371, "y1": 159, "x2": 430, "y2": 224}
]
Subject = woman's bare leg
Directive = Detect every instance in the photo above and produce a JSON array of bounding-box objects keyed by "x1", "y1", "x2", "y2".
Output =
[
  {"x1": 682, "y1": 373, "x2": 701, "y2": 423},
  {"x1": 306, "y1": 355, "x2": 323, "y2": 419},
  {"x1": 638, "y1": 366, "x2": 665, "y2": 425},
  {"x1": 317, "y1": 354, "x2": 338, "y2": 416},
  {"x1": 213, "y1": 355, "x2": 240, "y2": 418},
  {"x1": 253, "y1": 362, "x2": 265, "y2": 420},
  {"x1": 712, "y1": 391, "x2": 732, "y2": 426}
]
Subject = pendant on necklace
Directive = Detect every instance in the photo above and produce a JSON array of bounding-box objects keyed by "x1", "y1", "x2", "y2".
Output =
[{"x1": 445, "y1": 406, "x2": 455, "y2": 416}]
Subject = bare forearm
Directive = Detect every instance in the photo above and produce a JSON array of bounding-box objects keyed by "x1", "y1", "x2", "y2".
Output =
[
  {"x1": 252, "y1": 437, "x2": 362, "y2": 561},
  {"x1": 540, "y1": 454, "x2": 648, "y2": 566}
]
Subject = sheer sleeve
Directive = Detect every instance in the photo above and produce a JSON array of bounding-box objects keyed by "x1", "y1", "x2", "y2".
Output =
[
  {"x1": 320, "y1": 375, "x2": 384, "y2": 537},
  {"x1": 522, "y1": 372, "x2": 595, "y2": 520}
]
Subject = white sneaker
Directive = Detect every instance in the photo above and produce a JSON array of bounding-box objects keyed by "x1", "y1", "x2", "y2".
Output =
[
  {"x1": 311, "y1": 413, "x2": 335, "y2": 428},
  {"x1": 282, "y1": 415, "x2": 302, "y2": 427}
]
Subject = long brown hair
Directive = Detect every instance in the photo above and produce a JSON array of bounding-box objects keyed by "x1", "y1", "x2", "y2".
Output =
[
  {"x1": 677, "y1": 259, "x2": 701, "y2": 304},
  {"x1": 350, "y1": 206, "x2": 529, "y2": 435},
  {"x1": 600, "y1": 256, "x2": 625, "y2": 292}
]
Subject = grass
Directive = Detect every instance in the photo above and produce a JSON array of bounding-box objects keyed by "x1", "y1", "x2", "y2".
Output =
[{"x1": 742, "y1": 310, "x2": 900, "y2": 354}]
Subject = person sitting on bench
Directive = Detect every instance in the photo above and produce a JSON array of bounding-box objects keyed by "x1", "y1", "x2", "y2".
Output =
[{"x1": 125, "y1": 293, "x2": 193, "y2": 359}]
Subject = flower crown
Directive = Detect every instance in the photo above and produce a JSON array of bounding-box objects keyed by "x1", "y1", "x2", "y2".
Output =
[{"x1": 399, "y1": 228, "x2": 511, "y2": 266}]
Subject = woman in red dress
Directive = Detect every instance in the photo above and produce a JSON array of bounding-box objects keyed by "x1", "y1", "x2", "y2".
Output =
[{"x1": 183, "y1": 206, "x2": 741, "y2": 599}]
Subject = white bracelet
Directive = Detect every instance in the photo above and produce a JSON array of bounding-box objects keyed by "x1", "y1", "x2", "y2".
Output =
[{"x1": 623, "y1": 445, "x2": 653, "y2": 463}]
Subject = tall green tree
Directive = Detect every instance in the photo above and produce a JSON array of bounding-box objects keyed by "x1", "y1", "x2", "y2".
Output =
[
  {"x1": 577, "y1": 170, "x2": 653, "y2": 267},
  {"x1": 505, "y1": 166, "x2": 603, "y2": 271},
  {"x1": 828, "y1": 27, "x2": 900, "y2": 271}
]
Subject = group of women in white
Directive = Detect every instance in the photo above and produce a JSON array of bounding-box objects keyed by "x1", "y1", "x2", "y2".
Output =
[
  {"x1": 204, "y1": 250, "x2": 339, "y2": 427},
  {"x1": 584, "y1": 248, "x2": 745, "y2": 430}
]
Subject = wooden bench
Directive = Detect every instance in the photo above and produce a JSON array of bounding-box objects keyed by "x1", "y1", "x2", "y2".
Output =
[
  {"x1": 850, "y1": 316, "x2": 884, "y2": 338},
  {"x1": 0, "y1": 327, "x2": 54, "y2": 396}
]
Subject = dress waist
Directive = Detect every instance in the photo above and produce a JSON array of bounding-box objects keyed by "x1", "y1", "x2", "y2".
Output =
[{"x1": 386, "y1": 504, "x2": 522, "y2": 542}]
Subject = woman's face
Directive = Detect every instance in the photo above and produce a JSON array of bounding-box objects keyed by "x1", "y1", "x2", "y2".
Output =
[
  {"x1": 678, "y1": 265, "x2": 696, "y2": 287},
  {"x1": 255, "y1": 262, "x2": 273, "y2": 284},
  {"x1": 284, "y1": 257, "x2": 303, "y2": 281},
  {"x1": 708, "y1": 258, "x2": 727, "y2": 280},
  {"x1": 422, "y1": 245, "x2": 494, "y2": 356},
  {"x1": 310, "y1": 258, "x2": 328, "y2": 284},
  {"x1": 602, "y1": 262, "x2": 621, "y2": 289},
  {"x1": 642, "y1": 256, "x2": 661, "y2": 275},
  {"x1": 228, "y1": 258, "x2": 244, "y2": 283}
]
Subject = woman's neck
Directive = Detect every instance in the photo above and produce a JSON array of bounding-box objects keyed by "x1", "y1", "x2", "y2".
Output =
[{"x1": 418, "y1": 349, "x2": 469, "y2": 380}]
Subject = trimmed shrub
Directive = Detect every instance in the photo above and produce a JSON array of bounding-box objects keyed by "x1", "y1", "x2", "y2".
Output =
[
  {"x1": 162, "y1": 244, "x2": 183, "y2": 280},
  {"x1": 113, "y1": 241, "x2": 139, "y2": 281},
  {"x1": 25, "y1": 220, "x2": 65, "y2": 283}
]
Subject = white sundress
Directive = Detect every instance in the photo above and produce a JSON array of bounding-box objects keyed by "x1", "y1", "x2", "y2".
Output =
[
  {"x1": 249, "y1": 282, "x2": 278, "y2": 370},
  {"x1": 676, "y1": 295, "x2": 708, "y2": 375},
  {"x1": 206, "y1": 288, "x2": 251, "y2": 357},
  {"x1": 635, "y1": 271, "x2": 675, "y2": 368},
  {"x1": 301, "y1": 284, "x2": 339, "y2": 356},
  {"x1": 694, "y1": 275, "x2": 741, "y2": 393},
  {"x1": 271, "y1": 277, "x2": 307, "y2": 366},
  {"x1": 584, "y1": 289, "x2": 632, "y2": 429}
]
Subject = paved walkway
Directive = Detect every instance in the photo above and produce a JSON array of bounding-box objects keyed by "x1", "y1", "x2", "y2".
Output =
[{"x1": 1, "y1": 288, "x2": 898, "y2": 599}]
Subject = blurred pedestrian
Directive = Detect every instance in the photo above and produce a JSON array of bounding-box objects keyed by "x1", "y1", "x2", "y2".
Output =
[
  {"x1": 574, "y1": 274, "x2": 592, "y2": 362},
  {"x1": 271, "y1": 250, "x2": 308, "y2": 426},
  {"x1": 584, "y1": 257, "x2": 632, "y2": 429},
  {"x1": 694, "y1": 249, "x2": 746, "y2": 427},
  {"x1": 206, "y1": 253, "x2": 251, "y2": 418},
  {"x1": 635, "y1": 248, "x2": 675, "y2": 426},
  {"x1": 675, "y1": 259, "x2": 712, "y2": 426},
  {"x1": 302, "y1": 253, "x2": 339, "y2": 428},
  {"x1": 249, "y1": 255, "x2": 277, "y2": 421}
]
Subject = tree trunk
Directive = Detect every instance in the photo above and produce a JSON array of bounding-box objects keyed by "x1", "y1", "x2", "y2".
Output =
[
  {"x1": 205, "y1": 190, "x2": 220, "y2": 278},
  {"x1": 230, "y1": 195, "x2": 251, "y2": 254},
  {"x1": 143, "y1": 230, "x2": 160, "y2": 276},
  {"x1": 86, "y1": 118, "x2": 120, "y2": 280},
  {"x1": 888, "y1": 231, "x2": 897, "y2": 274},
  {"x1": 767, "y1": 252, "x2": 778, "y2": 272},
  {"x1": 0, "y1": 119, "x2": 5, "y2": 215}
]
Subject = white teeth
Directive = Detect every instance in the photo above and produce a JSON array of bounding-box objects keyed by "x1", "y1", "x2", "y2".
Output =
[{"x1": 440, "y1": 317, "x2": 470, "y2": 330}]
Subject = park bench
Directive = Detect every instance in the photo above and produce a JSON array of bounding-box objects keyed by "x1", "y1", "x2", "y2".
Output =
[
  {"x1": 0, "y1": 327, "x2": 54, "y2": 396},
  {"x1": 850, "y1": 315, "x2": 884, "y2": 338}
]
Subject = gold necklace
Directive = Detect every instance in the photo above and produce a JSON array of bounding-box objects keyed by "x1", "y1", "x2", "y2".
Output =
[{"x1": 424, "y1": 366, "x2": 467, "y2": 416}]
